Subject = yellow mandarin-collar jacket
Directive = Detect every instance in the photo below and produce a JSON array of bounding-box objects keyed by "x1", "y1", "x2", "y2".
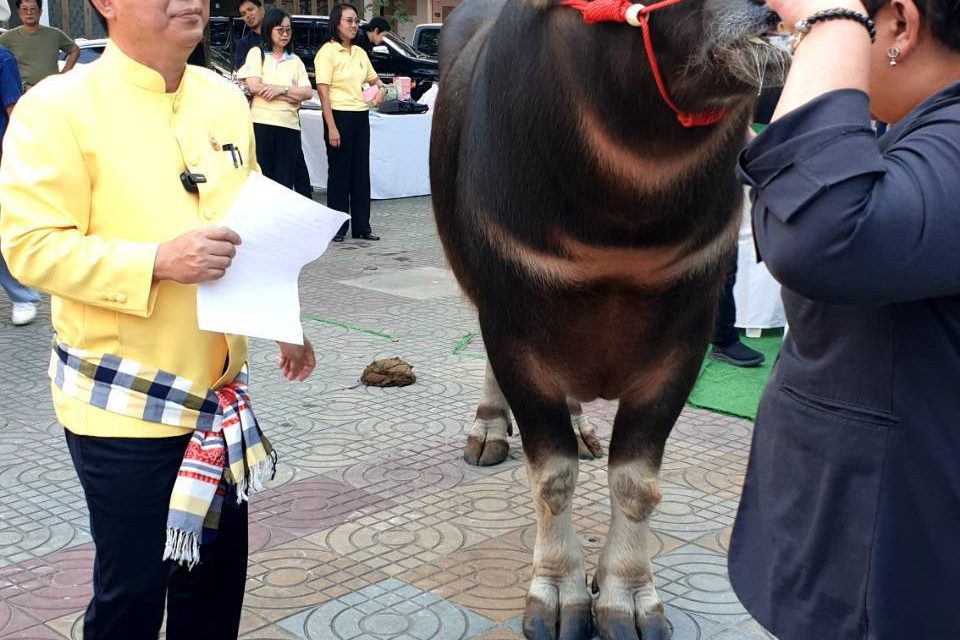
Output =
[{"x1": 0, "y1": 43, "x2": 258, "y2": 438}]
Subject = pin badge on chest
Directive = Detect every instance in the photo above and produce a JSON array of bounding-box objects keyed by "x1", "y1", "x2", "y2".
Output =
[{"x1": 209, "y1": 134, "x2": 221, "y2": 152}]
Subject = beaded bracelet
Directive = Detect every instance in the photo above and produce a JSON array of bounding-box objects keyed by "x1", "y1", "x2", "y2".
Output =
[{"x1": 789, "y1": 8, "x2": 877, "y2": 53}]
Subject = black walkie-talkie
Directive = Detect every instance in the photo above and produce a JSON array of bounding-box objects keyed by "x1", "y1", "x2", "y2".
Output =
[{"x1": 179, "y1": 171, "x2": 207, "y2": 193}]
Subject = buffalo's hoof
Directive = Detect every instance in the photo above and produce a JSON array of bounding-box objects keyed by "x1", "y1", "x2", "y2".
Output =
[
  {"x1": 576, "y1": 431, "x2": 604, "y2": 460},
  {"x1": 522, "y1": 580, "x2": 593, "y2": 640},
  {"x1": 595, "y1": 602, "x2": 670, "y2": 640},
  {"x1": 571, "y1": 414, "x2": 604, "y2": 461},
  {"x1": 463, "y1": 433, "x2": 509, "y2": 466}
]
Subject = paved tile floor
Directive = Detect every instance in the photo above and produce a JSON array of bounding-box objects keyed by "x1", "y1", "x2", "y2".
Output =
[{"x1": 0, "y1": 196, "x2": 776, "y2": 639}]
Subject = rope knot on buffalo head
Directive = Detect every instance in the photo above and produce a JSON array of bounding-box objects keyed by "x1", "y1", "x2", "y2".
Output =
[
  {"x1": 567, "y1": 0, "x2": 644, "y2": 24},
  {"x1": 559, "y1": 0, "x2": 726, "y2": 128}
]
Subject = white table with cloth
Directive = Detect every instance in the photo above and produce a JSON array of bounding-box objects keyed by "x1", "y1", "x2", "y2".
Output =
[
  {"x1": 299, "y1": 107, "x2": 432, "y2": 200},
  {"x1": 733, "y1": 187, "x2": 786, "y2": 335}
]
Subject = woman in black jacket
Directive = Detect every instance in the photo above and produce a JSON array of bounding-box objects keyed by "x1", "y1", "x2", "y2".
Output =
[{"x1": 729, "y1": 0, "x2": 960, "y2": 638}]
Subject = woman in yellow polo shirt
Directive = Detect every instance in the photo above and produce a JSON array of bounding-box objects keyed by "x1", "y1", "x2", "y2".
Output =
[
  {"x1": 314, "y1": 3, "x2": 385, "y2": 242},
  {"x1": 238, "y1": 6, "x2": 314, "y2": 197}
]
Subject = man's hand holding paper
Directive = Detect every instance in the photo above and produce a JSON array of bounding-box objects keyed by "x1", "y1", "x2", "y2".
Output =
[{"x1": 197, "y1": 172, "x2": 349, "y2": 345}]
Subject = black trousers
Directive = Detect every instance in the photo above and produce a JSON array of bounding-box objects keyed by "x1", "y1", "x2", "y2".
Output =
[
  {"x1": 65, "y1": 431, "x2": 248, "y2": 640},
  {"x1": 323, "y1": 109, "x2": 372, "y2": 237},
  {"x1": 712, "y1": 248, "x2": 740, "y2": 347},
  {"x1": 253, "y1": 122, "x2": 313, "y2": 199}
]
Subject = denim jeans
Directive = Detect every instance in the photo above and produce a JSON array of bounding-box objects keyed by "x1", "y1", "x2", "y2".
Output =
[{"x1": 0, "y1": 253, "x2": 39, "y2": 304}]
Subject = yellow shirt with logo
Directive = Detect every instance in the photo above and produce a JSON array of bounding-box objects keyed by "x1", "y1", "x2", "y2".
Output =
[
  {"x1": 237, "y1": 47, "x2": 311, "y2": 130},
  {"x1": 0, "y1": 43, "x2": 257, "y2": 438},
  {"x1": 313, "y1": 41, "x2": 378, "y2": 112}
]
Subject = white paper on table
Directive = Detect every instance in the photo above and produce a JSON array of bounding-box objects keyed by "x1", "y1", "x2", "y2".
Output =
[{"x1": 197, "y1": 172, "x2": 348, "y2": 344}]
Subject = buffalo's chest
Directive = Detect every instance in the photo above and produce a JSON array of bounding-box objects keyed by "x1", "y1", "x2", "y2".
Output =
[{"x1": 501, "y1": 279, "x2": 718, "y2": 402}]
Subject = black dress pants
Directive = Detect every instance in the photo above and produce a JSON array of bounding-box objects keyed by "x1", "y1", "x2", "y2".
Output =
[
  {"x1": 65, "y1": 431, "x2": 248, "y2": 640},
  {"x1": 712, "y1": 248, "x2": 740, "y2": 347},
  {"x1": 323, "y1": 109, "x2": 372, "y2": 237},
  {"x1": 254, "y1": 122, "x2": 313, "y2": 199}
]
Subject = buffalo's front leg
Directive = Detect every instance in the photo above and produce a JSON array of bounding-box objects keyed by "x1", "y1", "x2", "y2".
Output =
[
  {"x1": 485, "y1": 348, "x2": 592, "y2": 640},
  {"x1": 594, "y1": 456, "x2": 670, "y2": 640},
  {"x1": 593, "y1": 360, "x2": 701, "y2": 640}
]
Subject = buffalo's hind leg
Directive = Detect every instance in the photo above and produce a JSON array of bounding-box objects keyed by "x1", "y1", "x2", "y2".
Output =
[
  {"x1": 464, "y1": 362, "x2": 514, "y2": 466},
  {"x1": 569, "y1": 399, "x2": 604, "y2": 461},
  {"x1": 464, "y1": 363, "x2": 604, "y2": 467},
  {"x1": 593, "y1": 355, "x2": 703, "y2": 640},
  {"x1": 485, "y1": 348, "x2": 593, "y2": 640}
]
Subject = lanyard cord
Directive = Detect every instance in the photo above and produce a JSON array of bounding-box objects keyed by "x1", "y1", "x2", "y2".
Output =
[{"x1": 558, "y1": 0, "x2": 726, "y2": 127}]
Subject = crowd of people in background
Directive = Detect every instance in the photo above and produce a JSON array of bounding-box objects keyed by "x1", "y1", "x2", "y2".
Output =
[{"x1": 231, "y1": 0, "x2": 382, "y2": 241}]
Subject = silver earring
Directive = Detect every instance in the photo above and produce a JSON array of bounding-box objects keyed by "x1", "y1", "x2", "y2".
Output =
[{"x1": 887, "y1": 46, "x2": 901, "y2": 66}]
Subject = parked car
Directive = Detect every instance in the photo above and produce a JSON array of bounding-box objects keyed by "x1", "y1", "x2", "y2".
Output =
[
  {"x1": 58, "y1": 37, "x2": 107, "y2": 70},
  {"x1": 208, "y1": 15, "x2": 439, "y2": 86},
  {"x1": 411, "y1": 23, "x2": 441, "y2": 57}
]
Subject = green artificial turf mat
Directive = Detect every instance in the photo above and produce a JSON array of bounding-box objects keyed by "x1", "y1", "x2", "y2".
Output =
[{"x1": 687, "y1": 330, "x2": 784, "y2": 420}]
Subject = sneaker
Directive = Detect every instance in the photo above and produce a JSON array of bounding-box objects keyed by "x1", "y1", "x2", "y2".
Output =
[
  {"x1": 710, "y1": 340, "x2": 765, "y2": 367},
  {"x1": 11, "y1": 302, "x2": 37, "y2": 326}
]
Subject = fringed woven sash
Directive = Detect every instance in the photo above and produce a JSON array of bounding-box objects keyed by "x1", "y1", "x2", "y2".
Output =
[{"x1": 50, "y1": 339, "x2": 276, "y2": 568}]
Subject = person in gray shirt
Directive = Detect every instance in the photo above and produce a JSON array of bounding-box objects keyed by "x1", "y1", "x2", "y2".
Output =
[{"x1": 0, "y1": 0, "x2": 78, "y2": 89}]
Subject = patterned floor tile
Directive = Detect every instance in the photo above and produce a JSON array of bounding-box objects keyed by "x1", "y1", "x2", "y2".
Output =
[
  {"x1": 0, "y1": 587, "x2": 44, "y2": 638},
  {"x1": 238, "y1": 625, "x2": 302, "y2": 640},
  {"x1": 421, "y1": 481, "x2": 536, "y2": 541},
  {"x1": 691, "y1": 526, "x2": 733, "y2": 555},
  {"x1": 246, "y1": 540, "x2": 387, "y2": 623},
  {"x1": 641, "y1": 481, "x2": 739, "y2": 542},
  {"x1": 40, "y1": 611, "x2": 82, "y2": 640},
  {"x1": 276, "y1": 578, "x2": 497, "y2": 640},
  {"x1": 248, "y1": 477, "x2": 398, "y2": 550},
  {"x1": 0, "y1": 547, "x2": 93, "y2": 626},
  {"x1": 319, "y1": 447, "x2": 475, "y2": 503},
  {"x1": 0, "y1": 624, "x2": 64, "y2": 639},
  {"x1": 472, "y1": 628, "x2": 523, "y2": 640},
  {"x1": 398, "y1": 537, "x2": 532, "y2": 623},
  {"x1": 734, "y1": 618, "x2": 779, "y2": 639},
  {"x1": 338, "y1": 266, "x2": 462, "y2": 300},
  {"x1": 0, "y1": 423, "x2": 91, "y2": 568},
  {"x1": 306, "y1": 504, "x2": 473, "y2": 577},
  {"x1": 653, "y1": 546, "x2": 751, "y2": 627}
]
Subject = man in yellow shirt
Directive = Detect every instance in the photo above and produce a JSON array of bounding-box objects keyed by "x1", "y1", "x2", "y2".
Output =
[{"x1": 0, "y1": 1, "x2": 315, "y2": 638}]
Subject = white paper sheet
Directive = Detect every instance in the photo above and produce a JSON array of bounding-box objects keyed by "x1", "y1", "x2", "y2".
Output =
[{"x1": 196, "y1": 172, "x2": 348, "y2": 344}]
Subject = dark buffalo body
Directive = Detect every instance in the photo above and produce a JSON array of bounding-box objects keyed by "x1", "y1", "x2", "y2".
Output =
[{"x1": 429, "y1": 0, "x2": 784, "y2": 637}]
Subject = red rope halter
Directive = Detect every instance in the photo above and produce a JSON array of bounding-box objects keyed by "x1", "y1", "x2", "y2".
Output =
[{"x1": 559, "y1": 0, "x2": 726, "y2": 127}]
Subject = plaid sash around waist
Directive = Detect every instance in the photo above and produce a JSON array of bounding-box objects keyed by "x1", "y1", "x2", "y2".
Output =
[{"x1": 50, "y1": 340, "x2": 276, "y2": 568}]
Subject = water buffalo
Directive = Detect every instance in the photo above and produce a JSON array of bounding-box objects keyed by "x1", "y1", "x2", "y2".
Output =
[{"x1": 430, "y1": 0, "x2": 786, "y2": 636}]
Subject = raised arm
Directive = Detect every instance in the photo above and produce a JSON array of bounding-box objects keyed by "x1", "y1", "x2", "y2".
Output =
[{"x1": 745, "y1": 90, "x2": 960, "y2": 304}]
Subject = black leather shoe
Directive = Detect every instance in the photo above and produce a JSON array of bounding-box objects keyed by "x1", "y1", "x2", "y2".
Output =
[
  {"x1": 709, "y1": 340, "x2": 765, "y2": 367},
  {"x1": 332, "y1": 235, "x2": 344, "y2": 243},
  {"x1": 354, "y1": 233, "x2": 380, "y2": 241}
]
